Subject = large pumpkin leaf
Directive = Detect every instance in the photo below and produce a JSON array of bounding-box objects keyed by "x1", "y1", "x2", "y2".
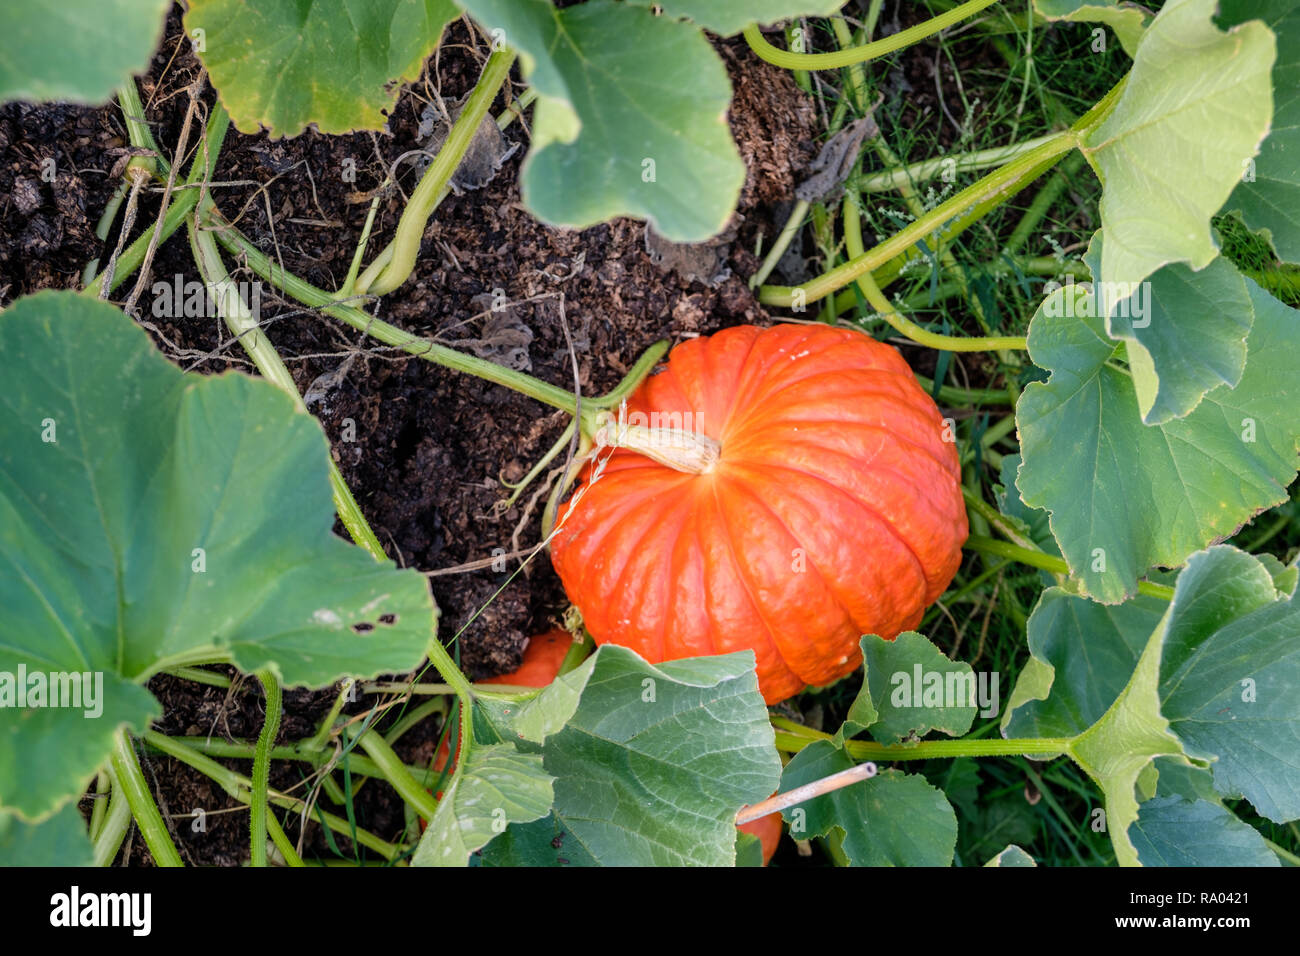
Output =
[
  {"x1": 1032, "y1": 0, "x2": 1149, "y2": 56},
  {"x1": 0, "y1": 804, "x2": 93, "y2": 867},
  {"x1": 413, "y1": 744, "x2": 552, "y2": 867},
  {"x1": 456, "y1": 0, "x2": 744, "y2": 242},
  {"x1": 1080, "y1": 0, "x2": 1275, "y2": 291},
  {"x1": 623, "y1": 1, "x2": 847, "y2": 37},
  {"x1": 1082, "y1": 235, "x2": 1255, "y2": 425},
  {"x1": 1221, "y1": 0, "x2": 1300, "y2": 263},
  {"x1": 1132, "y1": 796, "x2": 1279, "y2": 866},
  {"x1": 0, "y1": 0, "x2": 170, "y2": 105},
  {"x1": 480, "y1": 646, "x2": 780, "y2": 865},
  {"x1": 780, "y1": 742, "x2": 958, "y2": 866},
  {"x1": 0, "y1": 292, "x2": 435, "y2": 821},
  {"x1": 1005, "y1": 546, "x2": 1300, "y2": 863},
  {"x1": 1015, "y1": 280, "x2": 1300, "y2": 603},
  {"x1": 185, "y1": 0, "x2": 458, "y2": 137}
]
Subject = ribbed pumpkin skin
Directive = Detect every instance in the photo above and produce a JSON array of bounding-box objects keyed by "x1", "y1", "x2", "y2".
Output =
[{"x1": 550, "y1": 324, "x2": 967, "y2": 704}]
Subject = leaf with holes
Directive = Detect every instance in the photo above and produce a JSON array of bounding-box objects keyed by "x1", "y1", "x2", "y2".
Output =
[{"x1": 0, "y1": 292, "x2": 435, "y2": 822}]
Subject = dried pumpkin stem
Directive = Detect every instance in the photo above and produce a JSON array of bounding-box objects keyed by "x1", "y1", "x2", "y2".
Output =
[{"x1": 593, "y1": 408, "x2": 722, "y2": 475}]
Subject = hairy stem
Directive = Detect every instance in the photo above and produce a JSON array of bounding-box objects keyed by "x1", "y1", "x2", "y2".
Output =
[
  {"x1": 742, "y1": 0, "x2": 1003, "y2": 70},
  {"x1": 250, "y1": 670, "x2": 282, "y2": 867},
  {"x1": 110, "y1": 730, "x2": 183, "y2": 867}
]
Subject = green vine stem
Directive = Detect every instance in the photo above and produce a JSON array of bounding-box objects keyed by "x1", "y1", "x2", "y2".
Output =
[
  {"x1": 250, "y1": 669, "x2": 282, "y2": 867},
  {"x1": 356, "y1": 49, "x2": 516, "y2": 296},
  {"x1": 742, "y1": 0, "x2": 1002, "y2": 70},
  {"x1": 148, "y1": 735, "x2": 428, "y2": 781},
  {"x1": 750, "y1": 198, "x2": 810, "y2": 289},
  {"x1": 772, "y1": 728, "x2": 1073, "y2": 761},
  {"x1": 965, "y1": 534, "x2": 1176, "y2": 600},
  {"x1": 764, "y1": 130, "x2": 1078, "y2": 309},
  {"x1": 109, "y1": 729, "x2": 183, "y2": 867},
  {"x1": 143, "y1": 731, "x2": 405, "y2": 862},
  {"x1": 349, "y1": 727, "x2": 440, "y2": 822},
  {"x1": 87, "y1": 771, "x2": 110, "y2": 841},
  {"x1": 189, "y1": 207, "x2": 388, "y2": 560},
  {"x1": 116, "y1": 80, "x2": 166, "y2": 178},
  {"x1": 856, "y1": 133, "x2": 1061, "y2": 194},
  {"x1": 843, "y1": 197, "x2": 1028, "y2": 351},
  {"x1": 92, "y1": 768, "x2": 132, "y2": 867},
  {"x1": 962, "y1": 486, "x2": 1042, "y2": 556},
  {"x1": 761, "y1": 75, "x2": 1127, "y2": 310},
  {"x1": 83, "y1": 103, "x2": 230, "y2": 298}
]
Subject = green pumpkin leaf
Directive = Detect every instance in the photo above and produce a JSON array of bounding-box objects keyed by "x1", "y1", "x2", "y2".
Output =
[
  {"x1": 984, "y1": 844, "x2": 1037, "y2": 867},
  {"x1": 1220, "y1": 0, "x2": 1300, "y2": 263},
  {"x1": 456, "y1": 0, "x2": 744, "y2": 241},
  {"x1": 1158, "y1": 547, "x2": 1300, "y2": 823},
  {"x1": 780, "y1": 742, "x2": 957, "y2": 866},
  {"x1": 1032, "y1": 0, "x2": 1150, "y2": 56},
  {"x1": 1082, "y1": 235, "x2": 1255, "y2": 425},
  {"x1": 1132, "y1": 796, "x2": 1280, "y2": 866},
  {"x1": 482, "y1": 646, "x2": 780, "y2": 866},
  {"x1": 0, "y1": 0, "x2": 170, "y2": 105},
  {"x1": 1081, "y1": 0, "x2": 1275, "y2": 291},
  {"x1": 0, "y1": 292, "x2": 435, "y2": 821},
  {"x1": 1015, "y1": 280, "x2": 1300, "y2": 603},
  {"x1": 1005, "y1": 546, "x2": 1300, "y2": 863},
  {"x1": 185, "y1": 0, "x2": 458, "y2": 137},
  {"x1": 412, "y1": 744, "x2": 552, "y2": 867},
  {"x1": 835, "y1": 632, "x2": 981, "y2": 745},
  {"x1": 0, "y1": 804, "x2": 93, "y2": 866}
]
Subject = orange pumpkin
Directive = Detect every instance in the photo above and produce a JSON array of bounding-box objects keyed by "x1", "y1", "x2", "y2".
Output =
[
  {"x1": 738, "y1": 811, "x2": 783, "y2": 866},
  {"x1": 550, "y1": 324, "x2": 967, "y2": 704},
  {"x1": 479, "y1": 628, "x2": 573, "y2": 687}
]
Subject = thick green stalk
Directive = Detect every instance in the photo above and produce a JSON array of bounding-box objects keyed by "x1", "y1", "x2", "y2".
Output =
[
  {"x1": 762, "y1": 75, "x2": 1127, "y2": 310},
  {"x1": 82, "y1": 104, "x2": 230, "y2": 299},
  {"x1": 110, "y1": 730, "x2": 183, "y2": 867},
  {"x1": 965, "y1": 535, "x2": 1175, "y2": 600},
  {"x1": 856, "y1": 134, "x2": 1060, "y2": 193},
  {"x1": 742, "y1": 0, "x2": 1003, "y2": 70},
  {"x1": 843, "y1": 199, "x2": 1028, "y2": 351},
  {"x1": 189, "y1": 210, "x2": 388, "y2": 559},
  {"x1": 763, "y1": 130, "x2": 1078, "y2": 308},
  {"x1": 773, "y1": 729, "x2": 1072, "y2": 760},
  {"x1": 250, "y1": 670, "x2": 282, "y2": 867},
  {"x1": 92, "y1": 769, "x2": 132, "y2": 867},
  {"x1": 358, "y1": 49, "x2": 516, "y2": 296},
  {"x1": 351, "y1": 728, "x2": 440, "y2": 822}
]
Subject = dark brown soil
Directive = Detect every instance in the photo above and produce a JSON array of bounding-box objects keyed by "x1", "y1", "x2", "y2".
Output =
[{"x1": 11, "y1": 7, "x2": 820, "y2": 864}]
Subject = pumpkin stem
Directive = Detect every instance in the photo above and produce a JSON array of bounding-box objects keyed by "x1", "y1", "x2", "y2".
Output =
[{"x1": 593, "y1": 405, "x2": 721, "y2": 475}]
